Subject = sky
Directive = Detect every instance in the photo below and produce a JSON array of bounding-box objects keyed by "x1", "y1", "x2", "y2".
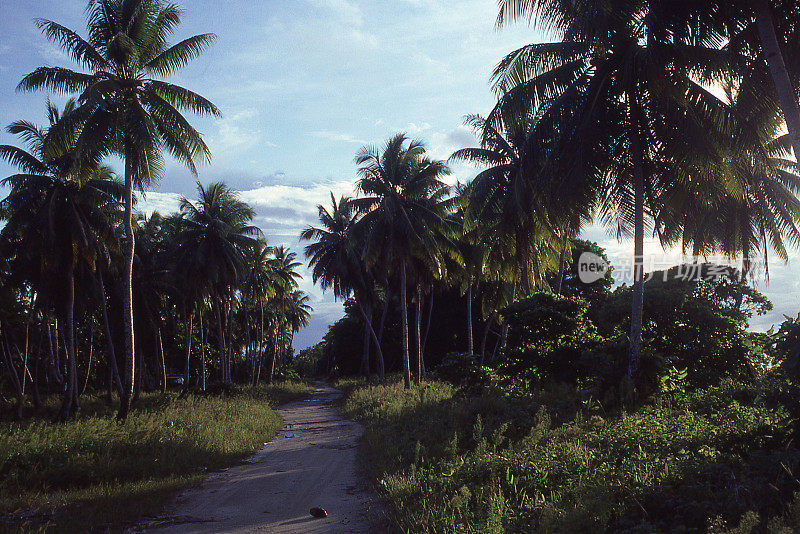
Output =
[{"x1": 0, "y1": 0, "x2": 798, "y2": 350}]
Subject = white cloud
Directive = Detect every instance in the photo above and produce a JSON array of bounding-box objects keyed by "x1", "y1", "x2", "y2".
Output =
[{"x1": 309, "y1": 130, "x2": 368, "y2": 144}]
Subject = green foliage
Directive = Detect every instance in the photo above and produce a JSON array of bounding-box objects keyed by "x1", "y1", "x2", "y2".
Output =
[
  {"x1": 501, "y1": 293, "x2": 600, "y2": 385},
  {"x1": 773, "y1": 313, "x2": 800, "y2": 377},
  {"x1": 0, "y1": 382, "x2": 312, "y2": 531},
  {"x1": 342, "y1": 377, "x2": 800, "y2": 533}
]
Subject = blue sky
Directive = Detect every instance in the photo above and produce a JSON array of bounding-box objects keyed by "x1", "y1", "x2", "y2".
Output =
[{"x1": 0, "y1": 0, "x2": 798, "y2": 350}]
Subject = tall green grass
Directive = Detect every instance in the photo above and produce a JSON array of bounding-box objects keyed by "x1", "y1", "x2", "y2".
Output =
[
  {"x1": 339, "y1": 377, "x2": 800, "y2": 533},
  {"x1": 0, "y1": 381, "x2": 313, "y2": 532}
]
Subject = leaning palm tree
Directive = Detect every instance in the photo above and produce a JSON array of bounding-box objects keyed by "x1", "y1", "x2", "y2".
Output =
[
  {"x1": 177, "y1": 182, "x2": 260, "y2": 383},
  {"x1": 18, "y1": 0, "x2": 219, "y2": 418},
  {"x1": 0, "y1": 100, "x2": 123, "y2": 419},
  {"x1": 354, "y1": 134, "x2": 452, "y2": 388}
]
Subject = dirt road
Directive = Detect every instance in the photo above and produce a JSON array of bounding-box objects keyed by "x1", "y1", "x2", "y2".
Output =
[{"x1": 138, "y1": 382, "x2": 385, "y2": 533}]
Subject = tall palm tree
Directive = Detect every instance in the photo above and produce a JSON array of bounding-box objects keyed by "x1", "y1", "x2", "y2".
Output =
[
  {"x1": 354, "y1": 134, "x2": 452, "y2": 388},
  {"x1": 0, "y1": 101, "x2": 123, "y2": 419},
  {"x1": 177, "y1": 182, "x2": 260, "y2": 383},
  {"x1": 493, "y1": 0, "x2": 729, "y2": 383},
  {"x1": 301, "y1": 194, "x2": 386, "y2": 380},
  {"x1": 267, "y1": 246, "x2": 302, "y2": 381},
  {"x1": 18, "y1": 0, "x2": 219, "y2": 418}
]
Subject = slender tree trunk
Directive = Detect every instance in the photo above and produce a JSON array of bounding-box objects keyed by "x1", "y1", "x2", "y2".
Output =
[
  {"x1": 183, "y1": 304, "x2": 192, "y2": 387},
  {"x1": 376, "y1": 288, "x2": 388, "y2": 382},
  {"x1": 400, "y1": 262, "x2": 411, "y2": 388},
  {"x1": 356, "y1": 300, "x2": 386, "y2": 383},
  {"x1": 415, "y1": 286, "x2": 422, "y2": 386},
  {"x1": 118, "y1": 144, "x2": 136, "y2": 421},
  {"x1": 81, "y1": 325, "x2": 94, "y2": 396},
  {"x1": 421, "y1": 292, "x2": 433, "y2": 378},
  {"x1": 96, "y1": 270, "x2": 122, "y2": 395},
  {"x1": 628, "y1": 88, "x2": 646, "y2": 384},
  {"x1": 556, "y1": 234, "x2": 568, "y2": 295},
  {"x1": 360, "y1": 299, "x2": 371, "y2": 377},
  {"x1": 215, "y1": 296, "x2": 226, "y2": 383},
  {"x1": 199, "y1": 307, "x2": 206, "y2": 391},
  {"x1": 467, "y1": 285, "x2": 474, "y2": 354},
  {"x1": 32, "y1": 327, "x2": 42, "y2": 408},
  {"x1": 158, "y1": 328, "x2": 166, "y2": 394},
  {"x1": 1, "y1": 324, "x2": 24, "y2": 420},
  {"x1": 59, "y1": 265, "x2": 77, "y2": 420},
  {"x1": 755, "y1": 0, "x2": 800, "y2": 161},
  {"x1": 268, "y1": 331, "x2": 278, "y2": 383}
]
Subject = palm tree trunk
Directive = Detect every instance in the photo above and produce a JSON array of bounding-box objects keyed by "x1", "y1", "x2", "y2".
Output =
[
  {"x1": 215, "y1": 296, "x2": 226, "y2": 383},
  {"x1": 118, "y1": 146, "x2": 136, "y2": 420},
  {"x1": 556, "y1": 234, "x2": 568, "y2": 294},
  {"x1": 356, "y1": 300, "x2": 387, "y2": 383},
  {"x1": 628, "y1": 88, "x2": 646, "y2": 384},
  {"x1": 421, "y1": 292, "x2": 433, "y2": 379},
  {"x1": 415, "y1": 286, "x2": 422, "y2": 386},
  {"x1": 81, "y1": 325, "x2": 94, "y2": 396},
  {"x1": 467, "y1": 284, "x2": 474, "y2": 354},
  {"x1": 96, "y1": 270, "x2": 122, "y2": 395},
  {"x1": 376, "y1": 288, "x2": 388, "y2": 382},
  {"x1": 360, "y1": 300, "x2": 371, "y2": 377},
  {"x1": 755, "y1": 0, "x2": 800, "y2": 161},
  {"x1": 199, "y1": 307, "x2": 206, "y2": 391},
  {"x1": 268, "y1": 332, "x2": 278, "y2": 383},
  {"x1": 400, "y1": 262, "x2": 411, "y2": 389},
  {"x1": 158, "y1": 328, "x2": 166, "y2": 394},
  {"x1": 59, "y1": 265, "x2": 76, "y2": 420},
  {"x1": 1, "y1": 324, "x2": 24, "y2": 420},
  {"x1": 183, "y1": 304, "x2": 192, "y2": 388}
]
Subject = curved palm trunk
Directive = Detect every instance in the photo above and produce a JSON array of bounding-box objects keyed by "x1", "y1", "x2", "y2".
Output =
[
  {"x1": 118, "y1": 148, "x2": 136, "y2": 420},
  {"x1": 80, "y1": 326, "x2": 94, "y2": 396},
  {"x1": 399, "y1": 262, "x2": 411, "y2": 388},
  {"x1": 414, "y1": 286, "x2": 422, "y2": 386},
  {"x1": 755, "y1": 0, "x2": 800, "y2": 162},
  {"x1": 96, "y1": 270, "x2": 123, "y2": 395},
  {"x1": 357, "y1": 300, "x2": 387, "y2": 382},
  {"x1": 628, "y1": 88, "x2": 646, "y2": 384},
  {"x1": 466, "y1": 284, "x2": 474, "y2": 354}
]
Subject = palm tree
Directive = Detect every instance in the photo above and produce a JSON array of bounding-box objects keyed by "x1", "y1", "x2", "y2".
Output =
[
  {"x1": 301, "y1": 194, "x2": 386, "y2": 380},
  {"x1": 267, "y1": 246, "x2": 302, "y2": 381},
  {"x1": 354, "y1": 134, "x2": 452, "y2": 388},
  {"x1": 177, "y1": 182, "x2": 260, "y2": 383},
  {"x1": 0, "y1": 101, "x2": 123, "y2": 419},
  {"x1": 493, "y1": 0, "x2": 729, "y2": 383},
  {"x1": 19, "y1": 0, "x2": 219, "y2": 418},
  {"x1": 660, "y1": 69, "x2": 800, "y2": 279}
]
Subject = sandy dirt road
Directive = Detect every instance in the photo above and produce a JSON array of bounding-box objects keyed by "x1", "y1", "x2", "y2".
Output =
[{"x1": 137, "y1": 382, "x2": 386, "y2": 533}]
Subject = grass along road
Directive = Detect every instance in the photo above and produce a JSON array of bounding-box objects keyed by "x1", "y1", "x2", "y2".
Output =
[{"x1": 0, "y1": 382, "x2": 313, "y2": 532}]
